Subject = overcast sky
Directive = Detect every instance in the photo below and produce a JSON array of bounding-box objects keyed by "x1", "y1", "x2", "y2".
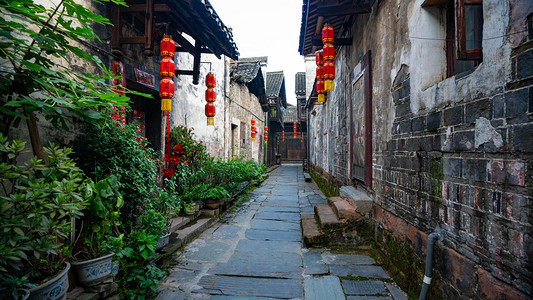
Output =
[{"x1": 209, "y1": 0, "x2": 306, "y2": 105}]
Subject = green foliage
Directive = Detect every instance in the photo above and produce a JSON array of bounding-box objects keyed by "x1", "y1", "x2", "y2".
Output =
[
  {"x1": 0, "y1": 273, "x2": 33, "y2": 299},
  {"x1": 74, "y1": 175, "x2": 123, "y2": 260},
  {"x1": 0, "y1": 0, "x2": 137, "y2": 136},
  {"x1": 115, "y1": 230, "x2": 164, "y2": 299},
  {"x1": 310, "y1": 168, "x2": 339, "y2": 198},
  {"x1": 74, "y1": 121, "x2": 159, "y2": 232},
  {"x1": 138, "y1": 209, "x2": 166, "y2": 238},
  {"x1": 0, "y1": 133, "x2": 86, "y2": 285}
]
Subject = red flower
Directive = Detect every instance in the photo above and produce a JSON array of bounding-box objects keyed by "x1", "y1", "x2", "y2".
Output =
[
  {"x1": 169, "y1": 155, "x2": 180, "y2": 165},
  {"x1": 163, "y1": 168, "x2": 174, "y2": 179},
  {"x1": 173, "y1": 144, "x2": 186, "y2": 156}
]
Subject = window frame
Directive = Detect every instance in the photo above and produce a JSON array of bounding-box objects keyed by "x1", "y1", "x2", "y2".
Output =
[{"x1": 455, "y1": 0, "x2": 483, "y2": 60}]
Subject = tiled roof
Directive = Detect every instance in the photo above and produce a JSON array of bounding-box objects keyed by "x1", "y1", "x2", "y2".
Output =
[
  {"x1": 266, "y1": 71, "x2": 285, "y2": 98},
  {"x1": 295, "y1": 72, "x2": 306, "y2": 95},
  {"x1": 230, "y1": 57, "x2": 268, "y2": 83},
  {"x1": 284, "y1": 105, "x2": 298, "y2": 123},
  {"x1": 169, "y1": 0, "x2": 239, "y2": 59}
]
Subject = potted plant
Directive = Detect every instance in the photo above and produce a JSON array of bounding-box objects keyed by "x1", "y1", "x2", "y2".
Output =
[
  {"x1": 71, "y1": 175, "x2": 123, "y2": 287},
  {"x1": 202, "y1": 185, "x2": 231, "y2": 209},
  {"x1": 138, "y1": 209, "x2": 168, "y2": 251},
  {"x1": 0, "y1": 135, "x2": 86, "y2": 300}
]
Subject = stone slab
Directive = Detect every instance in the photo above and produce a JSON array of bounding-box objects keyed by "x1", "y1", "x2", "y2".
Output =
[
  {"x1": 209, "y1": 251, "x2": 302, "y2": 279},
  {"x1": 315, "y1": 204, "x2": 340, "y2": 228},
  {"x1": 347, "y1": 297, "x2": 393, "y2": 300},
  {"x1": 328, "y1": 197, "x2": 358, "y2": 220},
  {"x1": 250, "y1": 219, "x2": 301, "y2": 232},
  {"x1": 262, "y1": 201, "x2": 300, "y2": 208},
  {"x1": 342, "y1": 280, "x2": 387, "y2": 295},
  {"x1": 304, "y1": 276, "x2": 345, "y2": 300},
  {"x1": 339, "y1": 186, "x2": 373, "y2": 216},
  {"x1": 197, "y1": 275, "x2": 303, "y2": 299},
  {"x1": 207, "y1": 224, "x2": 242, "y2": 241},
  {"x1": 182, "y1": 239, "x2": 230, "y2": 262},
  {"x1": 259, "y1": 206, "x2": 300, "y2": 213},
  {"x1": 300, "y1": 207, "x2": 315, "y2": 214},
  {"x1": 255, "y1": 211, "x2": 301, "y2": 223},
  {"x1": 329, "y1": 265, "x2": 390, "y2": 279},
  {"x1": 322, "y1": 253, "x2": 376, "y2": 265},
  {"x1": 385, "y1": 283, "x2": 408, "y2": 300},
  {"x1": 211, "y1": 296, "x2": 279, "y2": 300},
  {"x1": 304, "y1": 173, "x2": 312, "y2": 182},
  {"x1": 236, "y1": 239, "x2": 301, "y2": 254},
  {"x1": 303, "y1": 249, "x2": 328, "y2": 275},
  {"x1": 160, "y1": 269, "x2": 199, "y2": 286},
  {"x1": 155, "y1": 289, "x2": 186, "y2": 300},
  {"x1": 245, "y1": 228, "x2": 302, "y2": 242},
  {"x1": 301, "y1": 214, "x2": 321, "y2": 245}
]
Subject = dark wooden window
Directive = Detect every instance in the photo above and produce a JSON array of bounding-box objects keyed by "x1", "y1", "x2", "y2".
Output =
[
  {"x1": 240, "y1": 121, "x2": 246, "y2": 147},
  {"x1": 446, "y1": 0, "x2": 483, "y2": 77}
]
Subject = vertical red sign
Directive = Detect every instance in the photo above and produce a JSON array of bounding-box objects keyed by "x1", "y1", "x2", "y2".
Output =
[{"x1": 111, "y1": 59, "x2": 126, "y2": 126}]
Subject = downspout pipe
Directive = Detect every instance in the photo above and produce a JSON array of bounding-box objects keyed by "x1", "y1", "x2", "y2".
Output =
[{"x1": 418, "y1": 225, "x2": 443, "y2": 300}]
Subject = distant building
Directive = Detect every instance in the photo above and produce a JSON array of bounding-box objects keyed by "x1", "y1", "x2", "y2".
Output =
[{"x1": 265, "y1": 71, "x2": 287, "y2": 165}]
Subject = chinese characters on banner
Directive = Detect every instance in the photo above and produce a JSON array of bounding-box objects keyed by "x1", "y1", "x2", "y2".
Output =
[{"x1": 111, "y1": 59, "x2": 126, "y2": 126}]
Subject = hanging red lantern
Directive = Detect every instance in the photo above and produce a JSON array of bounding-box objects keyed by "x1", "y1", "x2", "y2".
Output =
[
  {"x1": 316, "y1": 51, "x2": 324, "y2": 66},
  {"x1": 206, "y1": 73, "x2": 216, "y2": 88},
  {"x1": 293, "y1": 122, "x2": 297, "y2": 138},
  {"x1": 205, "y1": 88, "x2": 216, "y2": 102},
  {"x1": 159, "y1": 77, "x2": 175, "y2": 99},
  {"x1": 160, "y1": 35, "x2": 175, "y2": 57},
  {"x1": 316, "y1": 65, "x2": 323, "y2": 80},
  {"x1": 282, "y1": 130, "x2": 285, "y2": 141},
  {"x1": 161, "y1": 99, "x2": 172, "y2": 111},
  {"x1": 301, "y1": 132, "x2": 304, "y2": 142},
  {"x1": 323, "y1": 61, "x2": 335, "y2": 92},
  {"x1": 251, "y1": 119, "x2": 257, "y2": 141},
  {"x1": 322, "y1": 24, "x2": 334, "y2": 44},
  {"x1": 323, "y1": 43, "x2": 335, "y2": 61},
  {"x1": 205, "y1": 103, "x2": 216, "y2": 126},
  {"x1": 317, "y1": 80, "x2": 325, "y2": 103},
  {"x1": 264, "y1": 126, "x2": 268, "y2": 143},
  {"x1": 205, "y1": 73, "x2": 216, "y2": 125},
  {"x1": 160, "y1": 57, "x2": 175, "y2": 77}
]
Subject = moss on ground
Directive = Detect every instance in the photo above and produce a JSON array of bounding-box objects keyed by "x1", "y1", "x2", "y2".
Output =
[{"x1": 310, "y1": 168, "x2": 340, "y2": 198}]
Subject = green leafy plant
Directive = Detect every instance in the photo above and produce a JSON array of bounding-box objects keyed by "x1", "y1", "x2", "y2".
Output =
[
  {"x1": 138, "y1": 209, "x2": 166, "y2": 238},
  {"x1": 74, "y1": 121, "x2": 159, "y2": 232},
  {"x1": 0, "y1": 133, "x2": 86, "y2": 286},
  {"x1": 202, "y1": 185, "x2": 230, "y2": 202},
  {"x1": 0, "y1": 0, "x2": 137, "y2": 160},
  {"x1": 0, "y1": 274, "x2": 34, "y2": 299},
  {"x1": 74, "y1": 175, "x2": 123, "y2": 260}
]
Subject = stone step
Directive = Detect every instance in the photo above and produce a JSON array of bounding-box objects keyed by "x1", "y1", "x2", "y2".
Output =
[
  {"x1": 339, "y1": 186, "x2": 373, "y2": 217},
  {"x1": 328, "y1": 197, "x2": 362, "y2": 221},
  {"x1": 314, "y1": 204, "x2": 340, "y2": 229},
  {"x1": 301, "y1": 214, "x2": 322, "y2": 245},
  {"x1": 304, "y1": 276, "x2": 345, "y2": 300},
  {"x1": 303, "y1": 172, "x2": 312, "y2": 182}
]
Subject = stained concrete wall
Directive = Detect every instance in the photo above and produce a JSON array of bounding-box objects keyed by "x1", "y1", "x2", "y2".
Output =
[
  {"x1": 306, "y1": 0, "x2": 532, "y2": 298},
  {"x1": 228, "y1": 81, "x2": 266, "y2": 163}
]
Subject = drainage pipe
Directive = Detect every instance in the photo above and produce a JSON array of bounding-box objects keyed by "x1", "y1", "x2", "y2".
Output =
[{"x1": 418, "y1": 226, "x2": 443, "y2": 300}]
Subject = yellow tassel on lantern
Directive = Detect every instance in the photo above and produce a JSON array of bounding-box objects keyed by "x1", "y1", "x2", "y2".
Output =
[
  {"x1": 252, "y1": 137, "x2": 255, "y2": 141},
  {"x1": 207, "y1": 117, "x2": 214, "y2": 126},
  {"x1": 161, "y1": 98, "x2": 172, "y2": 111},
  {"x1": 318, "y1": 94, "x2": 325, "y2": 103},
  {"x1": 325, "y1": 80, "x2": 334, "y2": 91}
]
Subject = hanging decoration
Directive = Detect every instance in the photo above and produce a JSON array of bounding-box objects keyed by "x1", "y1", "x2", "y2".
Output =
[
  {"x1": 159, "y1": 35, "x2": 175, "y2": 112},
  {"x1": 301, "y1": 132, "x2": 304, "y2": 143},
  {"x1": 322, "y1": 24, "x2": 335, "y2": 92},
  {"x1": 205, "y1": 73, "x2": 216, "y2": 126},
  {"x1": 293, "y1": 122, "x2": 297, "y2": 139},
  {"x1": 315, "y1": 51, "x2": 325, "y2": 104},
  {"x1": 282, "y1": 130, "x2": 285, "y2": 141},
  {"x1": 317, "y1": 79, "x2": 325, "y2": 104},
  {"x1": 264, "y1": 126, "x2": 268, "y2": 144},
  {"x1": 251, "y1": 119, "x2": 257, "y2": 141}
]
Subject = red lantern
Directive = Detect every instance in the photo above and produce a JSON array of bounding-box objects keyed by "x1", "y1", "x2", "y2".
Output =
[
  {"x1": 205, "y1": 103, "x2": 216, "y2": 126},
  {"x1": 206, "y1": 73, "x2": 216, "y2": 88},
  {"x1": 282, "y1": 130, "x2": 285, "y2": 141},
  {"x1": 264, "y1": 126, "x2": 268, "y2": 143},
  {"x1": 316, "y1": 80, "x2": 325, "y2": 103},
  {"x1": 316, "y1": 51, "x2": 324, "y2": 66},
  {"x1": 251, "y1": 119, "x2": 256, "y2": 126},
  {"x1": 205, "y1": 88, "x2": 216, "y2": 102},
  {"x1": 159, "y1": 77, "x2": 174, "y2": 98},
  {"x1": 160, "y1": 57, "x2": 175, "y2": 77},
  {"x1": 251, "y1": 131, "x2": 256, "y2": 141},
  {"x1": 251, "y1": 120, "x2": 257, "y2": 141},
  {"x1": 324, "y1": 61, "x2": 335, "y2": 92},
  {"x1": 293, "y1": 122, "x2": 297, "y2": 138},
  {"x1": 322, "y1": 24, "x2": 334, "y2": 44},
  {"x1": 323, "y1": 43, "x2": 335, "y2": 61},
  {"x1": 205, "y1": 73, "x2": 216, "y2": 125},
  {"x1": 160, "y1": 35, "x2": 175, "y2": 57},
  {"x1": 316, "y1": 65, "x2": 323, "y2": 80}
]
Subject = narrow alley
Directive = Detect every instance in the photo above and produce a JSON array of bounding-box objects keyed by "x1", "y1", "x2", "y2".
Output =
[{"x1": 156, "y1": 164, "x2": 407, "y2": 299}]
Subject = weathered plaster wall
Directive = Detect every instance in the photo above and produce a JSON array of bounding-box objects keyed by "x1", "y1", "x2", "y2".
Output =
[
  {"x1": 228, "y1": 81, "x2": 266, "y2": 163},
  {"x1": 307, "y1": 0, "x2": 532, "y2": 298}
]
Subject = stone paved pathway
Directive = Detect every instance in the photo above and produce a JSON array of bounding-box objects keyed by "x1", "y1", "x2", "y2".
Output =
[{"x1": 156, "y1": 164, "x2": 407, "y2": 300}]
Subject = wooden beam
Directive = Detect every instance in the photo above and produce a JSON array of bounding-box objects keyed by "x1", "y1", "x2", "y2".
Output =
[
  {"x1": 318, "y1": 3, "x2": 371, "y2": 17},
  {"x1": 173, "y1": 34, "x2": 197, "y2": 56},
  {"x1": 120, "y1": 36, "x2": 145, "y2": 44},
  {"x1": 144, "y1": 0, "x2": 154, "y2": 55},
  {"x1": 175, "y1": 70, "x2": 195, "y2": 76},
  {"x1": 111, "y1": 4, "x2": 120, "y2": 53},
  {"x1": 192, "y1": 40, "x2": 201, "y2": 85}
]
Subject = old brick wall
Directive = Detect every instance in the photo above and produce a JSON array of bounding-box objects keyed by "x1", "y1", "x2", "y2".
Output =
[{"x1": 306, "y1": 0, "x2": 532, "y2": 298}]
